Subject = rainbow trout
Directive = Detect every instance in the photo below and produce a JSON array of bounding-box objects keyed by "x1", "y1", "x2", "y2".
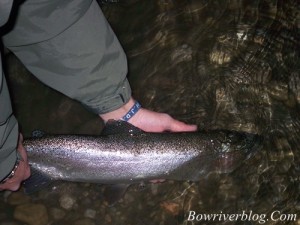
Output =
[{"x1": 23, "y1": 121, "x2": 262, "y2": 194}]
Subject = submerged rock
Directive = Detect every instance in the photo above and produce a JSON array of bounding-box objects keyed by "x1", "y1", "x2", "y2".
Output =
[
  {"x1": 84, "y1": 209, "x2": 97, "y2": 219},
  {"x1": 0, "y1": 222, "x2": 20, "y2": 225},
  {"x1": 49, "y1": 207, "x2": 66, "y2": 220},
  {"x1": 14, "y1": 203, "x2": 48, "y2": 225},
  {"x1": 59, "y1": 194, "x2": 76, "y2": 210},
  {"x1": 7, "y1": 192, "x2": 31, "y2": 206},
  {"x1": 74, "y1": 218, "x2": 96, "y2": 225}
]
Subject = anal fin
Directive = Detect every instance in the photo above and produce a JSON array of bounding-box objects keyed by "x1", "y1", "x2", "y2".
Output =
[{"x1": 103, "y1": 184, "x2": 130, "y2": 207}]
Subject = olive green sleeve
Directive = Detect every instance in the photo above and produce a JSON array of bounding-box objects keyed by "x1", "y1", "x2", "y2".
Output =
[
  {"x1": 0, "y1": 0, "x2": 19, "y2": 181},
  {"x1": 0, "y1": 0, "x2": 13, "y2": 27},
  {"x1": 0, "y1": 59, "x2": 18, "y2": 181},
  {"x1": 3, "y1": 0, "x2": 131, "y2": 114}
]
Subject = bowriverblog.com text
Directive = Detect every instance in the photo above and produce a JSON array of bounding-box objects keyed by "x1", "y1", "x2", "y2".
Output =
[{"x1": 186, "y1": 210, "x2": 297, "y2": 224}]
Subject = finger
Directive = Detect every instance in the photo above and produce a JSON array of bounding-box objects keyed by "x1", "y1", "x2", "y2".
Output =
[
  {"x1": 0, "y1": 178, "x2": 21, "y2": 191},
  {"x1": 17, "y1": 160, "x2": 31, "y2": 180},
  {"x1": 19, "y1": 133, "x2": 24, "y2": 143},
  {"x1": 6, "y1": 182, "x2": 21, "y2": 191},
  {"x1": 18, "y1": 145, "x2": 27, "y2": 159},
  {"x1": 168, "y1": 119, "x2": 197, "y2": 132},
  {"x1": 0, "y1": 160, "x2": 31, "y2": 191},
  {"x1": 149, "y1": 179, "x2": 165, "y2": 183},
  {"x1": 24, "y1": 163, "x2": 31, "y2": 179},
  {"x1": 17, "y1": 143, "x2": 29, "y2": 163}
]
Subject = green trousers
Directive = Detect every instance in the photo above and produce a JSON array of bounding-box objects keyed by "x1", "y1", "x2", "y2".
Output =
[{"x1": 0, "y1": 0, "x2": 131, "y2": 180}]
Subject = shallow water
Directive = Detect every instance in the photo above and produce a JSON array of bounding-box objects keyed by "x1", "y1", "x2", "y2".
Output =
[{"x1": 1, "y1": 0, "x2": 299, "y2": 224}]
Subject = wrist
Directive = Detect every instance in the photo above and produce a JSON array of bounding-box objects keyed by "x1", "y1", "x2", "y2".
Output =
[
  {"x1": 0, "y1": 153, "x2": 22, "y2": 185},
  {"x1": 100, "y1": 98, "x2": 136, "y2": 122}
]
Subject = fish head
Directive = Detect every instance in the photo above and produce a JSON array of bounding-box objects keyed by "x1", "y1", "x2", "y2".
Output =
[{"x1": 211, "y1": 131, "x2": 263, "y2": 173}]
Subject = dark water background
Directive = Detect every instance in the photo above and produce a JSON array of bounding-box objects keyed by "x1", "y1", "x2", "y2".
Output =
[{"x1": 1, "y1": 0, "x2": 299, "y2": 224}]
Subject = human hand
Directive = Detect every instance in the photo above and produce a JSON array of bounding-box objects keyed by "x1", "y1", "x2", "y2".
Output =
[
  {"x1": 100, "y1": 97, "x2": 197, "y2": 132},
  {"x1": 0, "y1": 134, "x2": 31, "y2": 191}
]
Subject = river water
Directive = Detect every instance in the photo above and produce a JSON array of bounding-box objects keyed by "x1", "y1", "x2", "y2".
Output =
[{"x1": 1, "y1": 0, "x2": 299, "y2": 224}]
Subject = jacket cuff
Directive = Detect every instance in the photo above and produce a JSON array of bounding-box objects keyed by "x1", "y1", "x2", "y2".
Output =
[
  {"x1": 83, "y1": 78, "x2": 132, "y2": 114},
  {"x1": 0, "y1": 150, "x2": 17, "y2": 182}
]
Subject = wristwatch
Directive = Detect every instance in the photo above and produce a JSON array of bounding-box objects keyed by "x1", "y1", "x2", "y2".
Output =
[{"x1": 0, "y1": 153, "x2": 22, "y2": 184}]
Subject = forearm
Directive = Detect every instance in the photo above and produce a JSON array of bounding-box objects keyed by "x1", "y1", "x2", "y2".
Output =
[{"x1": 4, "y1": 0, "x2": 130, "y2": 115}]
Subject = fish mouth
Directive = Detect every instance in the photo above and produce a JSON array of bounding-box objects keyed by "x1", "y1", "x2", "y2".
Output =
[
  {"x1": 227, "y1": 131, "x2": 263, "y2": 153},
  {"x1": 202, "y1": 131, "x2": 264, "y2": 175},
  {"x1": 242, "y1": 133, "x2": 264, "y2": 155}
]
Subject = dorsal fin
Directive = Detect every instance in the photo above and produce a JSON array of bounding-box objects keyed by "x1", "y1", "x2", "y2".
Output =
[
  {"x1": 101, "y1": 120, "x2": 144, "y2": 135},
  {"x1": 31, "y1": 130, "x2": 46, "y2": 138}
]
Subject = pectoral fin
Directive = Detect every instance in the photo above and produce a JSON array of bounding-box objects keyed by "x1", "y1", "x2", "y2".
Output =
[
  {"x1": 22, "y1": 167, "x2": 54, "y2": 194},
  {"x1": 103, "y1": 184, "x2": 130, "y2": 207}
]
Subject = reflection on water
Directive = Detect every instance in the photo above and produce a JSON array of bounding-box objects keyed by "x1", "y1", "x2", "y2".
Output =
[{"x1": 1, "y1": 0, "x2": 299, "y2": 224}]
